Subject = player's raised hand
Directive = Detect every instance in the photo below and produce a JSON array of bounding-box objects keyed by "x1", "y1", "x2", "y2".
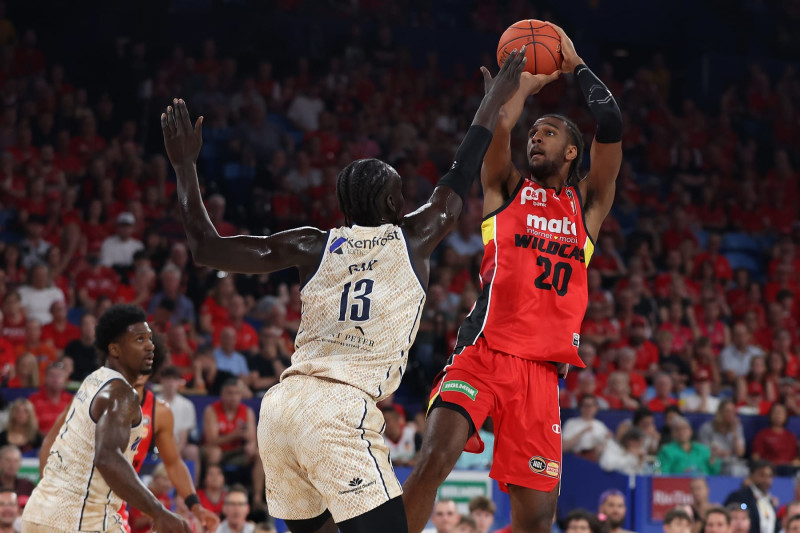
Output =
[
  {"x1": 480, "y1": 45, "x2": 526, "y2": 103},
  {"x1": 161, "y1": 98, "x2": 203, "y2": 168},
  {"x1": 520, "y1": 69, "x2": 561, "y2": 98},
  {"x1": 546, "y1": 22, "x2": 584, "y2": 73}
]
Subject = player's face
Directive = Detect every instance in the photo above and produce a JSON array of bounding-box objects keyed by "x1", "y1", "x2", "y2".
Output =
[
  {"x1": 528, "y1": 119, "x2": 573, "y2": 179},
  {"x1": 112, "y1": 322, "x2": 155, "y2": 378},
  {"x1": 705, "y1": 513, "x2": 730, "y2": 533}
]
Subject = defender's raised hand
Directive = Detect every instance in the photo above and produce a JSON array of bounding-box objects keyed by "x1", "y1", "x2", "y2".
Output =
[
  {"x1": 161, "y1": 99, "x2": 203, "y2": 168},
  {"x1": 481, "y1": 45, "x2": 527, "y2": 102}
]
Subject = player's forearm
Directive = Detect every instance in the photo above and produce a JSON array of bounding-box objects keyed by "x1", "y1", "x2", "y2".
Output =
[
  {"x1": 173, "y1": 163, "x2": 222, "y2": 265},
  {"x1": 96, "y1": 451, "x2": 166, "y2": 517},
  {"x1": 573, "y1": 64, "x2": 622, "y2": 144},
  {"x1": 164, "y1": 459, "x2": 196, "y2": 499}
]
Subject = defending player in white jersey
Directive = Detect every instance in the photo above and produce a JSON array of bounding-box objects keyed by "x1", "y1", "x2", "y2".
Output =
[
  {"x1": 161, "y1": 48, "x2": 535, "y2": 533},
  {"x1": 21, "y1": 304, "x2": 190, "y2": 533}
]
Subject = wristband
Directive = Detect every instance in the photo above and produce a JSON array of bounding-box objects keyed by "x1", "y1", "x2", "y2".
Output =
[{"x1": 185, "y1": 493, "x2": 200, "y2": 509}]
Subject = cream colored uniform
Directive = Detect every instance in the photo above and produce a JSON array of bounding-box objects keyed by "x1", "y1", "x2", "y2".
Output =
[
  {"x1": 22, "y1": 367, "x2": 145, "y2": 533},
  {"x1": 259, "y1": 224, "x2": 426, "y2": 522}
]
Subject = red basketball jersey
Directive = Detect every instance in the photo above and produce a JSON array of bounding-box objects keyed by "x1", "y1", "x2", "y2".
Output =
[
  {"x1": 211, "y1": 401, "x2": 247, "y2": 452},
  {"x1": 131, "y1": 389, "x2": 156, "y2": 473},
  {"x1": 456, "y1": 179, "x2": 593, "y2": 366}
]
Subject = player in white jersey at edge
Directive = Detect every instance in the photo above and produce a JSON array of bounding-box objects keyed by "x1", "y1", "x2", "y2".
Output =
[
  {"x1": 161, "y1": 48, "x2": 538, "y2": 533},
  {"x1": 21, "y1": 304, "x2": 190, "y2": 533}
]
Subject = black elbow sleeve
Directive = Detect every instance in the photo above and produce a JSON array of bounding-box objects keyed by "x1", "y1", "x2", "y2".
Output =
[
  {"x1": 437, "y1": 125, "x2": 493, "y2": 202},
  {"x1": 574, "y1": 64, "x2": 622, "y2": 144}
]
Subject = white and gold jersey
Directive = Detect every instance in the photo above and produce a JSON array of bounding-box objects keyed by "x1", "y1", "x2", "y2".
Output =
[
  {"x1": 283, "y1": 223, "x2": 426, "y2": 401},
  {"x1": 22, "y1": 367, "x2": 145, "y2": 532}
]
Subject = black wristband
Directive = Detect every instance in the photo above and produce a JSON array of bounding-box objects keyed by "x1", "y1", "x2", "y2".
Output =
[
  {"x1": 437, "y1": 125, "x2": 493, "y2": 202},
  {"x1": 185, "y1": 493, "x2": 200, "y2": 509},
  {"x1": 574, "y1": 64, "x2": 622, "y2": 144}
]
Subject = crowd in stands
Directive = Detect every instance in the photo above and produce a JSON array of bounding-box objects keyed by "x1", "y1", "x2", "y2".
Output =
[{"x1": 0, "y1": 0, "x2": 799, "y2": 530}]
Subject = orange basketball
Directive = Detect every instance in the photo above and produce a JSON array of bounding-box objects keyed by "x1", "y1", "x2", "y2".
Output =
[{"x1": 497, "y1": 19, "x2": 563, "y2": 75}]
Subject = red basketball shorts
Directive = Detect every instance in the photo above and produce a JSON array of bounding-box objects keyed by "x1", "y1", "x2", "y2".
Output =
[{"x1": 428, "y1": 336, "x2": 562, "y2": 493}]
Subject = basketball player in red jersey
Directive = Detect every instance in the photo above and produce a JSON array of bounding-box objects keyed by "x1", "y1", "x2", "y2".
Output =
[
  {"x1": 403, "y1": 24, "x2": 622, "y2": 533},
  {"x1": 40, "y1": 334, "x2": 220, "y2": 533}
]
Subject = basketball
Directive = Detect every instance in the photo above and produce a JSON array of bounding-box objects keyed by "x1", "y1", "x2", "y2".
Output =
[{"x1": 497, "y1": 19, "x2": 563, "y2": 75}]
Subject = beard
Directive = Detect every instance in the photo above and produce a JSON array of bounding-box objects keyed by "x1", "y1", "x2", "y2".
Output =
[
  {"x1": 529, "y1": 157, "x2": 561, "y2": 181},
  {"x1": 140, "y1": 365, "x2": 154, "y2": 376},
  {"x1": 605, "y1": 517, "x2": 624, "y2": 529}
]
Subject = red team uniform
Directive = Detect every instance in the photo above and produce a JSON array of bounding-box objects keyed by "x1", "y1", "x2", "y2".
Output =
[
  {"x1": 121, "y1": 389, "x2": 157, "y2": 532},
  {"x1": 429, "y1": 179, "x2": 593, "y2": 493}
]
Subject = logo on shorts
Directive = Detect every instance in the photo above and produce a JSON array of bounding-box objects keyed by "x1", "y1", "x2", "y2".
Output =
[
  {"x1": 552, "y1": 424, "x2": 561, "y2": 434},
  {"x1": 572, "y1": 333, "x2": 580, "y2": 347},
  {"x1": 442, "y1": 380, "x2": 478, "y2": 401},
  {"x1": 529, "y1": 456, "x2": 561, "y2": 478},
  {"x1": 338, "y1": 477, "x2": 376, "y2": 496}
]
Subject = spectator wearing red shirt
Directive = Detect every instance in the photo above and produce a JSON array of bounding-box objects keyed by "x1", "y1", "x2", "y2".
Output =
[
  {"x1": 590, "y1": 236, "x2": 627, "y2": 285},
  {"x1": 15, "y1": 319, "x2": 57, "y2": 383},
  {"x1": 601, "y1": 372, "x2": 640, "y2": 411},
  {"x1": 28, "y1": 361, "x2": 72, "y2": 435},
  {"x1": 692, "y1": 233, "x2": 733, "y2": 285},
  {"x1": 737, "y1": 381, "x2": 773, "y2": 416},
  {"x1": 662, "y1": 208, "x2": 698, "y2": 251},
  {"x1": 647, "y1": 373, "x2": 679, "y2": 412},
  {"x1": 751, "y1": 403, "x2": 799, "y2": 474},
  {"x1": 68, "y1": 115, "x2": 107, "y2": 162},
  {"x1": 615, "y1": 347, "x2": 648, "y2": 399},
  {"x1": 617, "y1": 316, "x2": 659, "y2": 378},
  {"x1": 693, "y1": 299, "x2": 731, "y2": 355},
  {"x1": 41, "y1": 300, "x2": 79, "y2": 354},
  {"x1": 206, "y1": 194, "x2": 236, "y2": 237},
  {"x1": 197, "y1": 464, "x2": 227, "y2": 517},
  {"x1": 213, "y1": 295, "x2": 258, "y2": 356},
  {"x1": 658, "y1": 301, "x2": 694, "y2": 355},
  {"x1": 738, "y1": 355, "x2": 774, "y2": 403},
  {"x1": 765, "y1": 264, "x2": 800, "y2": 303},
  {"x1": 75, "y1": 255, "x2": 119, "y2": 309},
  {"x1": 772, "y1": 329, "x2": 800, "y2": 378},
  {"x1": 581, "y1": 301, "x2": 620, "y2": 349},
  {"x1": 0, "y1": 311, "x2": 14, "y2": 381},
  {"x1": 200, "y1": 276, "x2": 235, "y2": 335}
]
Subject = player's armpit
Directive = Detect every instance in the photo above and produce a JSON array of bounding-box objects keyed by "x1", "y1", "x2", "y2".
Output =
[{"x1": 579, "y1": 139, "x2": 622, "y2": 241}]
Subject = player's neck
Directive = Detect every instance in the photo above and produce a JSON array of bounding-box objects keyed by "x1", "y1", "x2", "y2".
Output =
[
  {"x1": 106, "y1": 361, "x2": 137, "y2": 386},
  {"x1": 530, "y1": 173, "x2": 567, "y2": 191}
]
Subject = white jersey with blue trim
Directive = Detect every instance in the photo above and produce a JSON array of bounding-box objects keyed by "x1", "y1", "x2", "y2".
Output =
[
  {"x1": 22, "y1": 366, "x2": 145, "y2": 532},
  {"x1": 283, "y1": 223, "x2": 426, "y2": 401}
]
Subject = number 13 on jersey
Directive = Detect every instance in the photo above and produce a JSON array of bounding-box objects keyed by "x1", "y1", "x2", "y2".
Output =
[{"x1": 338, "y1": 279, "x2": 374, "y2": 322}]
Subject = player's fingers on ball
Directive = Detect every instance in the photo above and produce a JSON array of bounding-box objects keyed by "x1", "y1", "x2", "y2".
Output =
[{"x1": 480, "y1": 66, "x2": 491, "y2": 84}]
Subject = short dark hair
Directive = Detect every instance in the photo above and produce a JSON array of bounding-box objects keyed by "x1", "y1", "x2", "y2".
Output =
[
  {"x1": 539, "y1": 114, "x2": 584, "y2": 186},
  {"x1": 620, "y1": 428, "x2": 644, "y2": 448},
  {"x1": 564, "y1": 509, "x2": 603, "y2": 533},
  {"x1": 160, "y1": 366, "x2": 183, "y2": 380},
  {"x1": 750, "y1": 459, "x2": 774, "y2": 475},
  {"x1": 664, "y1": 508, "x2": 692, "y2": 525},
  {"x1": 380, "y1": 405, "x2": 401, "y2": 417},
  {"x1": 786, "y1": 515, "x2": 800, "y2": 531},
  {"x1": 457, "y1": 515, "x2": 477, "y2": 529},
  {"x1": 705, "y1": 506, "x2": 730, "y2": 525},
  {"x1": 336, "y1": 158, "x2": 396, "y2": 226},
  {"x1": 725, "y1": 502, "x2": 749, "y2": 514},
  {"x1": 221, "y1": 377, "x2": 240, "y2": 390},
  {"x1": 468, "y1": 495, "x2": 496, "y2": 514},
  {"x1": 632, "y1": 406, "x2": 654, "y2": 426},
  {"x1": 95, "y1": 304, "x2": 148, "y2": 355},
  {"x1": 580, "y1": 394, "x2": 598, "y2": 407}
]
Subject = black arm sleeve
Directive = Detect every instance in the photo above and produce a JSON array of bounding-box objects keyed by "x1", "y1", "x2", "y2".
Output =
[
  {"x1": 574, "y1": 64, "x2": 622, "y2": 144},
  {"x1": 436, "y1": 125, "x2": 493, "y2": 202}
]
